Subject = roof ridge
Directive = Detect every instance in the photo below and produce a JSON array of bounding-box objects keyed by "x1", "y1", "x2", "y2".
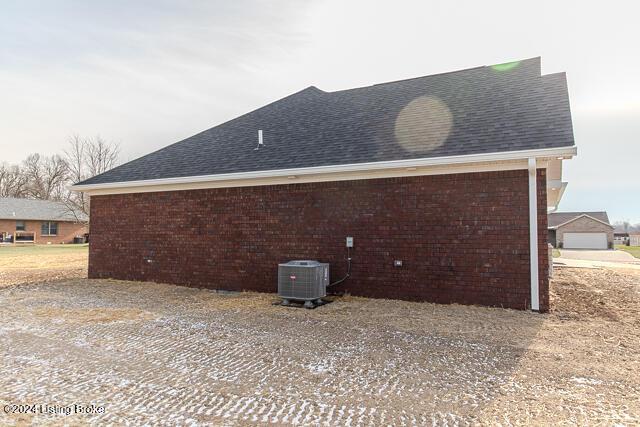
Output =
[
  {"x1": 324, "y1": 65, "x2": 485, "y2": 95},
  {"x1": 325, "y1": 57, "x2": 542, "y2": 94},
  {"x1": 73, "y1": 56, "x2": 575, "y2": 188}
]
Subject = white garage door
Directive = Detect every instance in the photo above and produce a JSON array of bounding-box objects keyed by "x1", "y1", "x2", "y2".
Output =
[{"x1": 564, "y1": 233, "x2": 607, "y2": 249}]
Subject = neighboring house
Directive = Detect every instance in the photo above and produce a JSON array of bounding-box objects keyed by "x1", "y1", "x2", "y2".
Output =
[
  {"x1": 0, "y1": 198, "x2": 88, "y2": 244},
  {"x1": 548, "y1": 212, "x2": 614, "y2": 249},
  {"x1": 72, "y1": 57, "x2": 576, "y2": 312},
  {"x1": 614, "y1": 232, "x2": 629, "y2": 245},
  {"x1": 630, "y1": 234, "x2": 640, "y2": 247}
]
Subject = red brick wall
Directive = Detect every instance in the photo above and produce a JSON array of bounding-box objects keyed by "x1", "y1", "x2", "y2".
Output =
[
  {"x1": 0, "y1": 219, "x2": 87, "y2": 244},
  {"x1": 89, "y1": 169, "x2": 549, "y2": 311},
  {"x1": 536, "y1": 170, "x2": 549, "y2": 312}
]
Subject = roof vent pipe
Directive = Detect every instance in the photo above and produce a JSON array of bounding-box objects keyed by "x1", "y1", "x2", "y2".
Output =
[{"x1": 254, "y1": 129, "x2": 264, "y2": 150}]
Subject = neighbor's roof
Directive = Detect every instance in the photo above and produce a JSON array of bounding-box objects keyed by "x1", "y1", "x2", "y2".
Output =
[
  {"x1": 548, "y1": 211, "x2": 611, "y2": 229},
  {"x1": 0, "y1": 198, "x2": 87, "y2": 222},
  {"x1": 77, "y1": 57, "x2": 575, "y2": 186}
]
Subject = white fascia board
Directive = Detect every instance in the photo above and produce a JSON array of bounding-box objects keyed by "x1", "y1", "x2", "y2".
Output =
[
  {"x1": 70, "y1": 145, "x2": 577, "y2": 195},
  {"x1": 557, "y1": 182, "x2": 568, "y2": 207},
  {"x1": 546, "y1": 181, "x2": 568, "y2": 212}
]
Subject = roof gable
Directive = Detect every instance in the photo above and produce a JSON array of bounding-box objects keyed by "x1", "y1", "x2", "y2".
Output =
[
  {"x1": 548, "y1": 212, "x2": 612, "y2": 229},
  {"x1": 78, "y1": 57, "x2": 575, "y2": 187},
  {"x1": 0, "y1": 198, "x2": 86, "y2": 222}
]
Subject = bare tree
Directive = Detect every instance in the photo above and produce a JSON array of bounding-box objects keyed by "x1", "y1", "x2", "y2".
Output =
[
  {"x1": 0, "y1": 163, "x2": 28, "y2": 197},
  {"x1": 0, "y1": 135, "x2": 119, "y2": 225},
  {"x1": 22, "y1": 153, "x2": 69, "y2": 200},
  {"x1": 85, "y1": 136, "x2": 120, "y2": 178},
  {"x1": 613, "y1": 220, "x2": 640, "y2": 234},
  {"x1": 63, "y1": 135, "x2": 121, "y2": 224},
  {"x1": 64, "y1": 135, "x2": 120, "y2": 182},
  {"x1": 65, "y1": 134, "x2": 85, "y2": 185}
]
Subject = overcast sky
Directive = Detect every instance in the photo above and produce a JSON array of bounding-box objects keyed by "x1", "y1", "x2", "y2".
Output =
[{"x1": 1, "y1": 0, "x2": 638, "y2": 223}]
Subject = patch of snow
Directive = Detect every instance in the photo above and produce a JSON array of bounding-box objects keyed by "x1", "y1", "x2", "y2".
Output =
[{"x1": 571, "y1": 376, "x2": 602, "y2": 385}]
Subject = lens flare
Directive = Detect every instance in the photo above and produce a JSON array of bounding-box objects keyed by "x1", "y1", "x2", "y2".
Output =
[
  {"x1": 491, "y1": 61, "x2": 521, "y2": 72},
  {"x1": 394, "y1": 95, "x2": 453, "y2": 153}
]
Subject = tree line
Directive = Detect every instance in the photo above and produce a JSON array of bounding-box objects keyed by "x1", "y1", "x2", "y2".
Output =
[
  {"x1": 0, "y1": 135, "x2": 120, "y2": 223},
  {"x1": 612, "y1": 221, "x2": 640, "y2": 234}
]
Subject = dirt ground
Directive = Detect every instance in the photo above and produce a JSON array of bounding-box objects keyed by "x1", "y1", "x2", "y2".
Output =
[{"x1": 0, "y1": 247, "x2": 638, "y2": 425}]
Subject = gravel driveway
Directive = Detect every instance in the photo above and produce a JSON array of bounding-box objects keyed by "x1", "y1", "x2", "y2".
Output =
[{"x1": 1, "y1": 268, "x2": 639, "y2": 425}]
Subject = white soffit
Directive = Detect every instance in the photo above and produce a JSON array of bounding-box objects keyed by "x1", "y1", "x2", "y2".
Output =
[{"x1": 71, "y1": 146, "x2": 577, "y2": 196}]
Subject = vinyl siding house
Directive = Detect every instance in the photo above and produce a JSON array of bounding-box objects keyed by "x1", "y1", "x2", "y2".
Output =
[
  {"x1": 548, "y1": 212, "x2": 614, "y2": 249},
  {"x1": 72, "y1": 57, "x2": 576, "y2": 312},
  {"x1": 0, "y1": 198, "x2": 88, "y2": 244},
  {"x1": 614, "y1": 232, "x2": 629, "y2": 246}
]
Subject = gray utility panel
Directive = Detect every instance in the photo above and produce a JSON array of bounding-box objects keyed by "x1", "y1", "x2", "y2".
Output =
[{"x1": 278, "y1": 260, "x2": 329, "y2": 305}]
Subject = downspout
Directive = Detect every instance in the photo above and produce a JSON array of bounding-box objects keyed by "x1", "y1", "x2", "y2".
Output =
[{"x1": 528, "y1": 157, "x2": 540, "y2": 311}]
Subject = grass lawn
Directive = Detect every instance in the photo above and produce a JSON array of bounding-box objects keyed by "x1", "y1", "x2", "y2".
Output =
[
  {"x1": 0, "y1": 243, "x2": 88, "y2": 257},
  {"x1": 615, "y1": 244, "x2": 640, "y2": 259},
  {"x1": 0, "y1": 244, "x2": 88, "y2": 288}
]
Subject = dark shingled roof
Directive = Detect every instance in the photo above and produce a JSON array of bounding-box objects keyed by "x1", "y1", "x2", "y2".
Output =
[
  {"x1": 548, "y1": 212, "x2": 611, "y2": 228},
  {"x1": 78, "y1": 57, "x2": 575, "y2": 186},
  {"x1": 0, "y1": 198, "x2": 87, "y2": 222}
]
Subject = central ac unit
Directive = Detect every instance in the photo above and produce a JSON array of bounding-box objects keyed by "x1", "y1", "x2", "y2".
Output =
[{"x1": 278, "y1": 260, "x2": 329, "y2": 308}]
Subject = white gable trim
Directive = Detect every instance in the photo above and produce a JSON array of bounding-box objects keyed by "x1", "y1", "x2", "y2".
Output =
[
  {"x1": 71, "y1": 146, "x2": 577, "y2": 196},
  {"x1": 549, "y1": 213, "x2": 614, "y2": 230}
]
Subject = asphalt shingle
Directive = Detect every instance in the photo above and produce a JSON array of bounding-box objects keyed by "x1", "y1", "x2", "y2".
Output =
[
  {"x1": 78, "y1": 57, "x2": 575, "y2": 186},
  {"x1": 0, "y1": 198, "x2": 87, "y2": 222},
  {"x1": 548, "y1": 212, "x2": 611, "y2": 228}
]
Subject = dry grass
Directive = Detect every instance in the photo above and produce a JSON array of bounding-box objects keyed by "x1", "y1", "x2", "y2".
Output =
[{"x1": 0, "y1": 244, "x2": 87, "y2": 288}]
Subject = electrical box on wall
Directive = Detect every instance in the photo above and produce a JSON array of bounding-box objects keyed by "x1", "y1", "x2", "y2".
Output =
[{"x1": 346, "y1": 236, "x2": 354, "y2": 248}]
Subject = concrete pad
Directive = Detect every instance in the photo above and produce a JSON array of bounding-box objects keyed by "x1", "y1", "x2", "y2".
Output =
[
  {"x1": 555, "y1": 257, "x2": 640, "y2": 271},
  {"x1": 559, "y1": 249, "x2": 638, "y2": 262}
]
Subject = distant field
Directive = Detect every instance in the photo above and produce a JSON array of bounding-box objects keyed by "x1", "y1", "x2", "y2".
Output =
[{"x1": 615, "y1": 245, "x2": 640, "y2": 259}]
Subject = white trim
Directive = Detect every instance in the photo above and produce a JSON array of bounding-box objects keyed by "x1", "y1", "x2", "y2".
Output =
[
  {"x1": 557, "y1": 182, "x2": 568, "y2": 208},
  {"x1": 78, "y1": 161, "x2": 532, "y2": 196},
  {"x1": 546, "y1": 181, "x2": 568, "y2": 212},
  {"x1": 70, "y1": 146, "x2": 577, "y2": 195},
  {"x1": 548, "y1": 213, "x2": 614, "y2": 230},
  {"x1": 528, "y1": 157, "x2": 540, "y2": 311}
]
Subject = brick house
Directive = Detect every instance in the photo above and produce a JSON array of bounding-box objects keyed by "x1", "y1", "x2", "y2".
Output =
[
  {"x1": 0, "y1": 198, "x2": 88, "y2": 244},
  {"x1": 548, "y1": 212, "x2": 614, "y2": 249},
  {"x1": 72, "y1": 57, "x2": 576, "y2": 312}
]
